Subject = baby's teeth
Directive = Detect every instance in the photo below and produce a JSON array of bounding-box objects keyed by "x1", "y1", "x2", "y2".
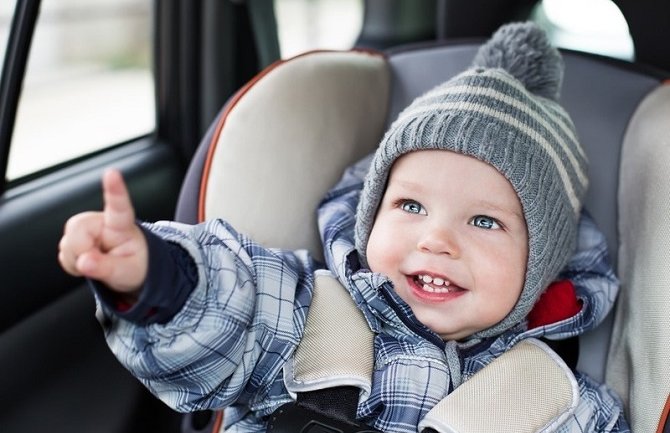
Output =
[
  {"x1": 418, "y1": 274, "x2": 453, "y2": 292},
  {"x1": 422, "y1": 284, "x2": 453, "y2": 294}
]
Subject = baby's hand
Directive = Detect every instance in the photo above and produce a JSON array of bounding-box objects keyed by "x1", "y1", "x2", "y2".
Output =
[{"x1": 58, "y1": 169, "x2": 148, "y2": 297}]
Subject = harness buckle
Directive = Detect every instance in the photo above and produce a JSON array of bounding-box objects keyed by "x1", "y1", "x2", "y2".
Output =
[{"x1": 266, "y1": 402, "x2": 381, "y2": 433}]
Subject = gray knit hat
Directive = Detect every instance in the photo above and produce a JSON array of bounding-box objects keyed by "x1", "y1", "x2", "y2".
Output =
[{"x1": 355, "y1": 22, "x2": 588, "y2": 338}]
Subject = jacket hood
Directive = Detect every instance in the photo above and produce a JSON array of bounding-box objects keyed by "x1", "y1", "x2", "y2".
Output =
[{"x1": 318, "y1": 156, "x2": 616, "y2": 343}]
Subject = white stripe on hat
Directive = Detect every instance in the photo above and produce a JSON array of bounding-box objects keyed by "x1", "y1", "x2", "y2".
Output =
[
  {"x1": 398, "y1": 100, "x2": 585, "y2": 213},
  {"x1": 422, "y1": 84, "x2": 588, "y2": 188},
  {"x1": 419, "y1": 72, "x2": 586, "y2": 160},
  {"x1": 421, "y1": 80, "x2": 586, "y2": 164}
]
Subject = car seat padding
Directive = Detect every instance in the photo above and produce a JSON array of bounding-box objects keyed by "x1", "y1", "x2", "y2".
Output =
[
  {"x1": 197, "y1": 50, "x2": 389, "y2": 261},
  {"x1": 606, "y1": 83, "x2": 670, "y2": 433},
  {"x1": 284, "y1": 270, "x2": 374, "y2": 397},
  {"x1": 419, "y1": 339, "x2": 578, "y2": 433}
]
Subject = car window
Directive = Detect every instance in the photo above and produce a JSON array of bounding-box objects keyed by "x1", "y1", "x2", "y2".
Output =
[
  {"x1": 275, "y1": 0, "x2": 363, "y2": 59},
  {"x1": 532, "y1": 0, "x2": 634, "y2": 61},
  {"x1": 0, "y1": 2, "x2": 16, "y2": 71},
  {"x1": 5, "y1": 0, "x2": 154, "y2": 181}
]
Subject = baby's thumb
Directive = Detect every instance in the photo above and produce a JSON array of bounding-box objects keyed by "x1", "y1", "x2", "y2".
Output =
[{"x1": 102, "y1": 169, "x2": 136, "y2": 234}]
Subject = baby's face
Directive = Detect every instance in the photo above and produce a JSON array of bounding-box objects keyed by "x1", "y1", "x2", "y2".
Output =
[{"x1": 366, "y1": 150, "x2": 528, "y2": 340}]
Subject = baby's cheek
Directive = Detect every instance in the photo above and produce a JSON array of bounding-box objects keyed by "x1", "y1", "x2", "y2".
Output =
[
  {"x1": 365, "y1": 226, "x2": 389, "y2": 271},
  {"x1": 495, "y1": 267, "x2": 525, "y2": 309},
  {"x1": 366, "y1": 245, "x2": 390, "y2": 276}
]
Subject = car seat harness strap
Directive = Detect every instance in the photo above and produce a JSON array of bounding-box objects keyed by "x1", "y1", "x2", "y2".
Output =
[
  {"x1": 273, "y1": 271, "x2": 580, "y2": 433},
  {"x1": 269, "y1": 270, "x2": 380, "y2": 432},
  {"x1": 419, "y1": 339, "x2": 580, "y2": 433}
]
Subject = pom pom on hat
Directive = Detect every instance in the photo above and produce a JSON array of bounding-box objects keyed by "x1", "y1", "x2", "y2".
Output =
[{"x1": 472, "y1": 21, "x2": 564, "y2": 101}]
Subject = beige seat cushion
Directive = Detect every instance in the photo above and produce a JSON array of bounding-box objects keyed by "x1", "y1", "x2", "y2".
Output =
[
  {"x1": 200, "y1": 50, "x2": 390, "y2": 260},
  {"x1": 606, "y1": 84, "x2": 670, "y2": 433}
]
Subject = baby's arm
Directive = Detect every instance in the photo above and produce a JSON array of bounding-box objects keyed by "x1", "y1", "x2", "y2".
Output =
[
  {"x1": 58, "y1": 170, "x2": 317, "y2": 413},
  {"x1": 101, "y1": 218, "x2": 315, "y2": 413}
]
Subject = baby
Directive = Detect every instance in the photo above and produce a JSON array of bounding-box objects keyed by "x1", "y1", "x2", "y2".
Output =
[{"x1": 59, "y1": 22, "x2": 628, "y2": 432}]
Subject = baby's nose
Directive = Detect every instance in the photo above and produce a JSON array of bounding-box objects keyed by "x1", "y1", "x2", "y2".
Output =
[{"x1": 416, "y1": 224, "x2": 460, "y2": 257}]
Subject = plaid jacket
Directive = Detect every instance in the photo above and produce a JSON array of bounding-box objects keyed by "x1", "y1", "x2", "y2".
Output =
[{"x1": 96, "y1": 157, "x2": 629, "y2": 432}]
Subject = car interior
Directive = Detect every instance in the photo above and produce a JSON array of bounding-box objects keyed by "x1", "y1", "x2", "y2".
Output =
[{"x1": 1, "y1": 1, "x2": 668, "y2": 432}]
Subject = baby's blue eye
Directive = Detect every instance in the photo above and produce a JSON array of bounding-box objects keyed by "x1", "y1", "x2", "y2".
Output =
[
  {"x1": 401, "y1": 201, "x2": 425, "y2": 215},
  {"x1": 470, "y1": 215, "x2": 501, "y2": 229}
]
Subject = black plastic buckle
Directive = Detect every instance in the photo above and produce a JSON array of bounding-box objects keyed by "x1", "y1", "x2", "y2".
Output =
[{"x1": 266, "y1": 402, "x2": 381, "y2": 433}]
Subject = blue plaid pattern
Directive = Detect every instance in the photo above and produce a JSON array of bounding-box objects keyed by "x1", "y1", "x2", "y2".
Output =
[{"x1": 97, "y1": 155, "x2": 628, "y2": 432}]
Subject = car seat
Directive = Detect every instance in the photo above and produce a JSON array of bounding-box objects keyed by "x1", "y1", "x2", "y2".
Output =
[{"x1": 175, "y1": 43, "x2": 670, "y2": 432}]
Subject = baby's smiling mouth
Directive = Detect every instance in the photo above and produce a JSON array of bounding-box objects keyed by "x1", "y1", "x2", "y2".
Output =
[{"x1": 414, "y1": 274, "x2": 463, "y2": 293}]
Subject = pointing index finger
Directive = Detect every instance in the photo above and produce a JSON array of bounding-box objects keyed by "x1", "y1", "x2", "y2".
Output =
[{"x1": 102, "y1": 169, "x2": 136, "y2": 231}]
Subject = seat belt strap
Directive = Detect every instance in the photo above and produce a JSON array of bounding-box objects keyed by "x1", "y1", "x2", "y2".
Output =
[
  {"x1": 288, "y1": 273, "x2": 579, "y2": 433},
  {"x1": 418, "y1": 339, "x2": 579, "y2": 433},
  {"x1": 284, "y1": 270, "x2": 375, "y2": 397},
  {"x1": 269, "y1": 270, "x2": 379, "y2": 433}
]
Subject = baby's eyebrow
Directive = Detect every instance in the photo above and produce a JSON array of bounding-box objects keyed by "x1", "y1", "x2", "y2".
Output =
[
  {"x1": 476, "y1": 200, "x2": 524, "y2": 221},
  {"x1": 389, "y1": 178, "x2": 424, "y2": 192}
]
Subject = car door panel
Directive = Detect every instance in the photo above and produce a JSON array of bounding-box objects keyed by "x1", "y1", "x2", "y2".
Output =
[{"x1": 0, "y1": 140, "x2": 183, "y2": 433}]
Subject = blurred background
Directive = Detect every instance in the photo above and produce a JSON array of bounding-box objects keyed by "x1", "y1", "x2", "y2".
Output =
[{"x1": 0, "y1": 0, "x2": 632, "y2": 180}]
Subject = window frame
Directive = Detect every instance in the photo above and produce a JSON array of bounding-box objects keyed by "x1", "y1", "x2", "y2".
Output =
[
  {"x1": 0, "y1": 0, "x2": 40, "y2": 194},
  {"x1": 1, "y1": 0, "x2": 162, "y2": 190}
]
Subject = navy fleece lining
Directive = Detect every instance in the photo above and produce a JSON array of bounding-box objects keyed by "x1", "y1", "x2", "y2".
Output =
[{"x1": 90, "y1": 224, "x2": 198, "y2": 324}]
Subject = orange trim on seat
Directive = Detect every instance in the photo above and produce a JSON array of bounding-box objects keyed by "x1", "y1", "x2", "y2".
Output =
[
  {"x1": 197, "y1": 65, "x2": 270, "y2": 222},
  {"x1": 197, "y1": 49, "x2": 385, "y2": 222},
  {"x1": 656, "y1": 394, "x2": 670, "y2": 433},
  {"x1": 210, "y1": 410, "x2": 224, "y2": 433}
]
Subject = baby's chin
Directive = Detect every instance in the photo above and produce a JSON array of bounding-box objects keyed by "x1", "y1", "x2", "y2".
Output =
[
  {"x1": 408, "y1": 309, "x2": 473, "y2": 341},
  {"x1": 436, "y1": 327, "x2": 476, "y2": 342}
]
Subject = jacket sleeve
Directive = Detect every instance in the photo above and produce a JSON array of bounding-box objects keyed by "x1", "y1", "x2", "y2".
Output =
[
  {"x1": 92, "y1": 224, "x2": 199, "y2": 324},
  {"x1": 95, "y1": 218, "x2": 316, "y2": 413}
]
